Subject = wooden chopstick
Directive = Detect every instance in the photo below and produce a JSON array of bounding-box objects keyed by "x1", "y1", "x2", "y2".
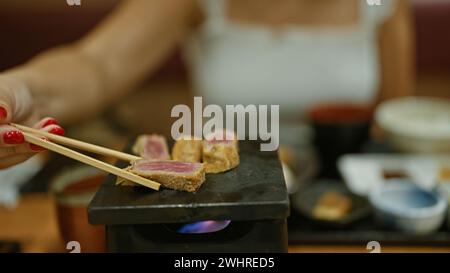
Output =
[
  {"x1": 22, "y1": 132, "x2": 160, "y2": 191},
  {"x1": 12, "y1": 123, "x2": 141, "y2": 162}
]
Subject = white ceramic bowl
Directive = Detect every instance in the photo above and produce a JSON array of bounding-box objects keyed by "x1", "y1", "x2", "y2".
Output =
[
  {"x1": 375, "y1": 97, "x2": 450, "y2": 153},
  {"x1": 437, "y1": 183, "x2": 450, "y2": 230},
  {"x1": 369, "y1": 180, "x2": 447, "y2": 234}
]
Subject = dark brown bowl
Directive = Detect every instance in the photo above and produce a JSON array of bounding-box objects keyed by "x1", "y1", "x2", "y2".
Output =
[{"x1": 307, "y1": 103, "x2": 373, "y2": 178}]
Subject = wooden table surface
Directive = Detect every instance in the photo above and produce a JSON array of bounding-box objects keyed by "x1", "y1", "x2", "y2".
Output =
[
  {"x1": 0, "y1": 194, "x2": 65, "y2": 252},
  {"x1": 1, "y1": 193, "x2": 449, "y2": 253}
]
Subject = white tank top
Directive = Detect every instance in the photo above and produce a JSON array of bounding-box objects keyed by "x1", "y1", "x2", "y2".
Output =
[{"x1": 184, "y1": 0, "x2": 397, "y2": 117}]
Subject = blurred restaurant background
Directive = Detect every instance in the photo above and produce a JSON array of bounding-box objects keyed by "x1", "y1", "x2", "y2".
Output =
[{"x1": 0, "y1": 0, "x2": 450, "y2": 253}]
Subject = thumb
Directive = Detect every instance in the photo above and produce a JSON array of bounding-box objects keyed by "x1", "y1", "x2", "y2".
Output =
[{"x1": 0, "y1": 75, "x2": 34, "y2": 124}]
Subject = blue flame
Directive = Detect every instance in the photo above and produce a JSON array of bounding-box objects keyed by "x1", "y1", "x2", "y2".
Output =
[{"x1": 177, "y1": 220, "x2": 231, "y2": 234}]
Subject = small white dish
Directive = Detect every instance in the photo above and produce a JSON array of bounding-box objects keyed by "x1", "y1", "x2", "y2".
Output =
[
  {"x1": 369, "y1": 180, "x2": 447, "y2": 234},
  {"x1": 338, "y1": 154, "x2": 450, "y2": 196}
]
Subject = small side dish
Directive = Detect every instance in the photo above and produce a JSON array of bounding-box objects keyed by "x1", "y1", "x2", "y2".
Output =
[{"x1": 313, "y1": 191, "x2": 352, "y2": 221}]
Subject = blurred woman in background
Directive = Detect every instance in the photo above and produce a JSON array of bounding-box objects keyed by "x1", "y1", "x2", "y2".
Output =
[{"x1": 0, "y1": 0, "x2": 414, "y2": 168}]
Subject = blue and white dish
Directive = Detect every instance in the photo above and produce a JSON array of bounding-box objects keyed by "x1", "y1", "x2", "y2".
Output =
[{"x1": 369, "y1": 180, "x2": 447, "y2": 234}]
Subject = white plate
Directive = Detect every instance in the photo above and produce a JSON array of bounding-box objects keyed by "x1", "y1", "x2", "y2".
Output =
[{"x1": 338, "y1": 154, "x2": 450, "y2": 196}]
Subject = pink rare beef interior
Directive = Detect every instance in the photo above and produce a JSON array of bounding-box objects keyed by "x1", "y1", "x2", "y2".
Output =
[
  {"x1": 143, "y1": 135, "x2": 168, "y2": 159},
  {"x1": 134, "y1": 160, "x2": 201, "y2": 173}
]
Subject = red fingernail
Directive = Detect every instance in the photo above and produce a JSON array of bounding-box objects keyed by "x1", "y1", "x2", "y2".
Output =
[
  {"x1": 43, "y1": 118, "x2": 59, "y2": 127},
  {"x1": 30, "y1": 137, "x2": 47, "y2": 151},
  {"x1": 49, "y1": 127, "x2": 65, "y2": 136},
  {"x1": 0, "y1": 107, "x2": 7, "y2": 120},
  {"x1": 3, "y1": 130, "x2": 24, "y2": 144}
]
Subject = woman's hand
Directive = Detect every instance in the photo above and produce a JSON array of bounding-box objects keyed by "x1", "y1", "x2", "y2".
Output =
[{"x1": 0, "y1": 75, "x2": 64, "y2": 169}]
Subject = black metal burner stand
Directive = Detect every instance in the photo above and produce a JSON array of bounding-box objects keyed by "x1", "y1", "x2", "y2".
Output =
[{"x1": 88, "y1": 141, "x2": 290, "y2": 253}]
